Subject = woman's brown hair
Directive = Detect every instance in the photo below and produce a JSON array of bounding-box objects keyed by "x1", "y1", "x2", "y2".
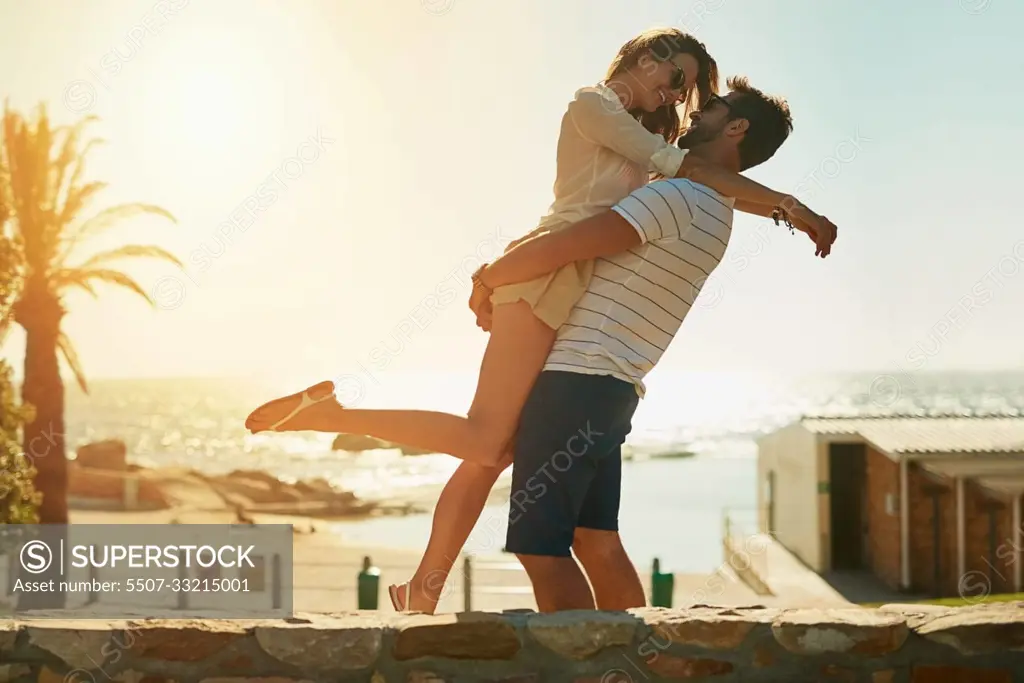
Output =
[{"x1": 604, "y1": 28, "x2": 719, "y2": 144}]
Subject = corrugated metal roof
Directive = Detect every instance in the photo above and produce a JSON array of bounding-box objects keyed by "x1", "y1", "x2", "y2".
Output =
[
  {"x1": 976, "y1": 474, "x2": 1024, "y2": 497},
  {"x1": 919, "y1": 458, "x2": 1024, "y2": 478},
  {"x1": 797, "y1": 415, "x2": 1024, "y2": 455}
]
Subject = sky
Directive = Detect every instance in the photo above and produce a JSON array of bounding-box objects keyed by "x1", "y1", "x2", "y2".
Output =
[{"x1": 0, "y1": 0, "x2": 1022, "y2": 393}]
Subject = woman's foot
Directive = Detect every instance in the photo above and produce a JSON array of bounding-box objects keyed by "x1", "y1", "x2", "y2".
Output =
[
  {"x1": 245, "y1": 380, "x2": 337, "y2": 433},
  {"x1": 388, "y1": 582, "x2": 409, "y2": 612},
  {"x1": 388, "y1": 579, "x2": 440, "y2": 614}
]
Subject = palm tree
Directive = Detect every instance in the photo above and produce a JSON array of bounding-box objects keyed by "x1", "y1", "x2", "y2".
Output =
[{"x1": 1, "y1": 102, "x2": 181, "y2": 527}]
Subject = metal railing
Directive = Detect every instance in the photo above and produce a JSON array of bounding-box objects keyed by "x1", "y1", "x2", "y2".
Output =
[
  {"x1": 289, "y1": 553, "x2": 533, "y2": 611},
  {"x1": 459, "y1": 555, "x2": 534, "y2": 611},
  {"x1": 722, "y1": 507, "x2": 773, "y2": 595}
]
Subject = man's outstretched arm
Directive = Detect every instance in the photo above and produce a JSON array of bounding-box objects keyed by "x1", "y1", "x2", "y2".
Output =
[
  {"x1": 476, "y1": 210, "x2": 640, "y2": 290},
  {"x1": 675, "y1": 155, "x2": 836, "y2": 257}
]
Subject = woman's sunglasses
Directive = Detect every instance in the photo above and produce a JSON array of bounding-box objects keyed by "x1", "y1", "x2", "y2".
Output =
[{"x1": 668, "y1": 61, "x2": 688, "y2": 92}]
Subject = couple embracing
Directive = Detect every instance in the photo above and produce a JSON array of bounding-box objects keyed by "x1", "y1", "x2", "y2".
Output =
[{"x1": 246, "y1": 27, "x2": 837, "y2": 613}]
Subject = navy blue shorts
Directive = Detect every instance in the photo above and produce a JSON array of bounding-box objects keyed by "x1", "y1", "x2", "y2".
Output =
[{"x1": 505, "y1": 371, "x2": 639, "y2": 557}]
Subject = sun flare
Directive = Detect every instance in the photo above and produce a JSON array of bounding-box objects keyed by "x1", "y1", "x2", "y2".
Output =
[{"x1": 128, "y1": 25, "x2": 290, "y2": 178}]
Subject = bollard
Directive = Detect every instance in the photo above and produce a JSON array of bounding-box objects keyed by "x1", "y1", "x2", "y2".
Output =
[
  {"x1": 87, "y1": 564, "x2": 99, "y2": 605},
  {"x1": 357, "y1": 555, "x2": 380, "y2": 610},
  {"x1": 177, "y1": 560, "x2": 189, "y2": 610},
  {"x1": 271, "y1": 554, "x2": 282, "y2": 610},
  {"x1": 650, "y1": 557, "x2": 674, "y2": 608},
  {"x1": 463, "y1": 555, "x2": 472, "y2": 612},
  {"x1": 7, "y1": 551, "x2": 18, "y2": 595}
]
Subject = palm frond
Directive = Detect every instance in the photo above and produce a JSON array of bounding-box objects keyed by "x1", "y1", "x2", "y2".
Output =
[
  {"x1": 3, "y1": 108, "x2": 40, "y2": 241},
  {"x1": 34, "y1": 107, "x2": 53, "y2": 212},
  {"x1": 3, "y1": 106, "x2": 70, "y2": 268},
  {"x1": 74, "y1": 244, "x2": 183, "y2": 271},
  {"x1": 4, "y1": 106, "x2": 116, "y2": 273},
  {"x1": 58, "y1": 131, "x2": 102, "y2": 217},
  {"x1": 51, "y1": 118, "x2": 101, "y2": 211},
  {"x1": 60, "y1": 203, "x2": 177, "y2": 263},
  {"x1": 57, "y1": 180, "x2": 107, "y2": 229},
  {"x1": 57, "y1": 330, "x2": 88, "y2": 394},
  {"x1": 52, "y1": 269, "x2": 99, "y2": 299},
  {"x1": 52, "y1": 267, "x2": 153, "y2": 305}
]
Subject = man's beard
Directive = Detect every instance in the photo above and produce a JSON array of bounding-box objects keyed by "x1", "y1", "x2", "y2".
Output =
[{"x1": 677, "y1": 122, "x2": 719, "y2": 149}]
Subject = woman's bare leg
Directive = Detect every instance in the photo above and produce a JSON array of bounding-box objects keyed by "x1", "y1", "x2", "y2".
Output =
[
  {"x1": 362, "y1": 301, "x2": 553, "y2": 612},
  {"x1": 246, "y1": 301, "x2": 556, "y2": 467},
  {"x1": 400, "y1": 460, "x2": 505, "y2": 613}
]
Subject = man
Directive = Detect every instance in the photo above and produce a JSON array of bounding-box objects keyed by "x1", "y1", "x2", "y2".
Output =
[{"x1": 470, "y1": 76, "x2": 836, "y2": 612}]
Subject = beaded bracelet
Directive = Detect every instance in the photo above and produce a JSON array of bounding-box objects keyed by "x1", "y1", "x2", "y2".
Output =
[
  {"x1": 771, "y1": 206, "x2": 797, "y2": 234},
  {"x1": 471, "y1": 264, "x2": 491, "y2": 291}
]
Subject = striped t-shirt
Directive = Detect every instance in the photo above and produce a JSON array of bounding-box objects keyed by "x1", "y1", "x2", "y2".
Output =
[{"x1": 542, "y1": 178, "x2": 735, "y2": 396}]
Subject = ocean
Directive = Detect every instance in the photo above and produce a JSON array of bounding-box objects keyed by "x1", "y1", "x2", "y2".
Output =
[{"x1": 65, "y1": 370, "x2": 1024, "y2": 574}]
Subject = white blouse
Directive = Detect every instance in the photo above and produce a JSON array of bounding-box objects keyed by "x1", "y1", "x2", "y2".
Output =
[{"x1": 533, "y1": 83, "x2": 688, "y2": 233}]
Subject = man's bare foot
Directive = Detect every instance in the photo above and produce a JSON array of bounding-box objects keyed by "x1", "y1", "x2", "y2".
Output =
[{"x1": 245, "y1": 380, "x2": 337, "y2": 433}]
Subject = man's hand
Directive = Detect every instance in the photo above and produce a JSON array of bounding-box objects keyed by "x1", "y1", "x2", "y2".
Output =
[
  {"x1": 800, "y1": 213, "x2": 837, "y2": 258},
  {"x1": 476, "y1": 300, "x2": 494, "y2": 332},
  {"x1": 813, "y1": 216, "x2": 838, "y2": 257},
  {"x1": 795, "y1": 214, "x2": 837, "y2": 257},
  {"x1": 783, "y1": 198, "x2": 837, "y2": 258}
]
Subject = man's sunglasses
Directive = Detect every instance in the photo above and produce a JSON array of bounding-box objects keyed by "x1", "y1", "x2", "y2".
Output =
[{"x1": 701, "y1": 93, "x2": 733, "y2": 113}]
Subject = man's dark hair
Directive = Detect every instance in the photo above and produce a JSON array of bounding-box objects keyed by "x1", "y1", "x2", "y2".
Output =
[{"x1": 725, "y1": 75, "x2": 793, "y2": 171}]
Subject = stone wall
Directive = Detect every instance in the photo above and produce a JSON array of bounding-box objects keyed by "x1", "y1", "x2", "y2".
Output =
[{"x1": 3, "y1": 603, "x2": 1024, "y2": 682}]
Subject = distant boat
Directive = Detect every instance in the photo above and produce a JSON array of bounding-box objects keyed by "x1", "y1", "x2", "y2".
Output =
[
  {"x1": 621, "y1": 446, "x2": 695, "y2": 461},
  {"x1": 649, "y1": 449, "x2": 695, "y2": 460}
]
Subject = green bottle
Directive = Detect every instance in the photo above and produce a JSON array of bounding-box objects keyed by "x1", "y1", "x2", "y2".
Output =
[
  {"x1": 357, "y1": 555, "x2": 381, "y2": 610},
  {"x1": 650, "y1": 557, "x2": 674, "y2": 608}
]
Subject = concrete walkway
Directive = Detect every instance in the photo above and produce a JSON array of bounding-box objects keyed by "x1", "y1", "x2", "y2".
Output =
[
  {"x1": 731, "y1": 533, "x2": 851, "y2": 607},
  {"x1": 821, "y1": 570, "x2": 930, "y2": 605}
]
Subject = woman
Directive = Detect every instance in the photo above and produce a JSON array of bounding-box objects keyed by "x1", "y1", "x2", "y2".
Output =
[{"x1": 246, "y1": 28, "x2": 829, "y2": 612}]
